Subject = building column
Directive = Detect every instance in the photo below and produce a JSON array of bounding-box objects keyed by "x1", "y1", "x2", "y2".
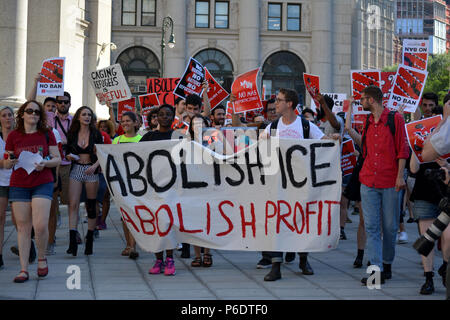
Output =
[
  {"x1": 310, "y1": 0, "x2": 333, "y2": 92},
  {"x1": 164, "y1": 1, "x2": 187, "y2": 77},
  {"x1": 0, "y1": 0, "x2": 28, "y2": 106},
  {"x1": 238, "y1": 0, "x2": 260, "y2": 73}
]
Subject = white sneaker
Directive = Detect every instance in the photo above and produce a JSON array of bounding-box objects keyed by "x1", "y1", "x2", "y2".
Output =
[{"x1": 397, "y1": 231, "x2": 408, "y2": 244}]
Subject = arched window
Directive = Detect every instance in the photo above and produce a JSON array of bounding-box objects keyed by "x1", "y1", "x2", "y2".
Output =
[
  {"x1": 116, "y1": 46, "x2": 160, "y2": 95},
  {"x1": 193, "y1": 49, "x2": 234, "y2": 92},
  {"x1": 262, "y1": 51, "x2": 306, "y2": 105}
]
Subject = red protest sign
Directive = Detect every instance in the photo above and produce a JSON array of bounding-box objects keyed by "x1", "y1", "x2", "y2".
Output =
[
  {"x1": 381, "y1": 71, "x2": 396, "y2": 109},
  {"x1": 388, "y1": 64, "x2": 428, "y2": 113},
  {"x1": 117, "y1": 97, "x2": 136, "y2": 121},
  {"x1": 173, "y1": 57, "x2": 205, "y2": 99},
  {"x1": 351, "y1": 70, "x2": 381, "y2": 100},
  {"x1": 402, "y1": 39, "x2": 429, "y2": 71},
  {"x1": 138, "y1": 93, "x2": 160, "y2": 117},
  {"x1": 231, "y1": 68, "x2": 263, "y2": 114},
  {"x1": 341, "y1": 140, "x2": 357, "y2": 176},
  {"x1": 225, "y1": 102, "x2": 233, "y2": 125},
  {"x1": 37, "y1": 57, "x2": 65, "y2": 96},
  {"x1": 147, "y1": 78, "x2": 179, "y2": 106},
  {"x1": 204, "y1": 68, "x2": 229, "y2": 110},
  {"x1": 405, "y1": 115, "x2": 450, "y2": 163},
  {"x1": 171, "y1": 116, "x2": 189, "y2": 134},
  {"x1": 303, "y1": 73, "x2": 320, "y2": 109}
]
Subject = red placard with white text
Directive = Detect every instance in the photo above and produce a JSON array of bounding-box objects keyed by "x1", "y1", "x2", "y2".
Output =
[
  {"x1": 341, "y1": 140, "x2": 357, "y2": 176},
  {"x1": 402, "y1": 39, "x2": 429, "y2": 71},
  {"x1": 171, "y1": 116, "x2": 189, "y2": 134},
  {"x1": 117, "y1": 97, "x2": 136, "y2": 121},
  {"x1": 231, "y1": 68, "x2": 263, "y2": 114},
  {"x1": 388, "y1": 64, "x2": 428, "y2": 113},
  {"x1": 303, "y1": 73, "x2": 320, "y2": 110},
  {"x1": 138, "y1": 93, "x2": 160, "y2": 117},
  {"x1": 204, "y1": 68, "x2": 229, "y2": 110},
  {"x1": 351, "y1": 70, "x2": 380, "y2": 115},
  {"x1": 405, "y1": 115, "x2": 450, "y2": 163}
]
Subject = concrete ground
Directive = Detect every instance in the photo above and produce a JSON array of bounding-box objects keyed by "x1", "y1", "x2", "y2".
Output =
[{"x1": 0, "y1": 203, "x2": 447, "y2": 300}]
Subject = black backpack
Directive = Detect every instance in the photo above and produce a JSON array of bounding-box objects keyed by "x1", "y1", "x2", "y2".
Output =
[{"x1": 269, "y1": 115, "x2": 311, "y2": 139}]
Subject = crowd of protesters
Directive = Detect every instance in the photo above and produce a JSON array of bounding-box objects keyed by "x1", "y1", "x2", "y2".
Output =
[{"x1": 0, "y1": 73, "x2": 449, "y2": 300}]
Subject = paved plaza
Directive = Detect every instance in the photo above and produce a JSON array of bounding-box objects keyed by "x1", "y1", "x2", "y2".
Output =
[{"x1": 0, "y1": 203, "x2": 447, "y2": 300}]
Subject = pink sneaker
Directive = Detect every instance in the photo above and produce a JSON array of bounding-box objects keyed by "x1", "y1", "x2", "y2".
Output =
[
  {"x1": 164, "y1": 257, "x2": 176, "y2": 276},
  {"x1": 149, "y1": 260, "x2": 164, "y2": 274}
]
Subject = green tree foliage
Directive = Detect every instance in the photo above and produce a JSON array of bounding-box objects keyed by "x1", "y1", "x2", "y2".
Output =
[{"x1": 383, "y1": 54, "x2": 450, "y2": 104}]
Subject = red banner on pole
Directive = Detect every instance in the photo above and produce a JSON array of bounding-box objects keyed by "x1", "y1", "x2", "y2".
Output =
[
  {"x1": 341, "y1": 140, "x2": 357, "y2": 176},
  {"x1": 204, "y1": 68, "x2": 229, "y2": 110},
  {"x1": 138, "y1": 93, "x2": 160, "y2": 117},
  {"x1": 231, "y1": 68, "x2": 263, "y2": 114},
  {"x1": 405, "y1": 115, "x2": 450, "y2": 163},
  {"x1": 117, "y1": 97, "x2": 136, "y2": 121},
  {"x1": 147, "y1": 78, "x2": 179, "y2": 106}
]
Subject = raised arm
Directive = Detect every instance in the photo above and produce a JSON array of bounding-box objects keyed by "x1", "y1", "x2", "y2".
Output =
[
  {"x1": 107, "y1": 101, "x2": 117, "y2": 133},
  {"x1": 201, "y1": 80, "x2": 212, "y2": 118},
  {"x1": 344, "y1": 98, "x2": 362, "y2": 147},
  {"x1": 317, "y1": 93, "x2": 340, "y2": 130},
  {"x1": 27, "y1": 73, "x2": 41, "y2": 101}
]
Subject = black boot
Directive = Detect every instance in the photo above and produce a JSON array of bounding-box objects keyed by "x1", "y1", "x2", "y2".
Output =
[
  {"x1": 299, "y1": 253, "x2": 314, "y2": 275},
  {"x1": 264, "y1": 262, "x2": 281, "y2": 281},
  {"x1": 383, "y1": 263, "x2": 392, "y2": 280},
  {"x1": 353, "y1": 249, "x2": 364, "y2": 268},
  {"x1": 181, "y1": 243, "x2": 190, "y2": 258},
  {"x1": 0, "y1": 254, "x2": 3, "y2": 269},
  {"x1": 438, "y1": 261, "x2": 447, "y2": 288},
  {"x1": 67, "y1": 230, "x2": 78, "y2": 256},
  {"x1": 84, "y1": 230, "x2": 94, "y2": 255},
  {"x1": 420, "y1": 272, "x2": 434, "y2": 295}
]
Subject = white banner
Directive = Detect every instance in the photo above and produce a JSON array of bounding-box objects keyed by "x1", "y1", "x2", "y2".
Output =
[
  {"x1": 90, "y1": 64, "x2": 131, "y2": 105},
  {"x1": 312, "y1": 93, "x2": 347, "y2": 113},
  {"x1": 96, "y1": 139, "x2": 342, "y2": 253}
]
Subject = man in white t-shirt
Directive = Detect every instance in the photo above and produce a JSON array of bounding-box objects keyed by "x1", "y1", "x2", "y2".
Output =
[{"x1": 260, "y1": 88, "x2": 339, "y2": 281}]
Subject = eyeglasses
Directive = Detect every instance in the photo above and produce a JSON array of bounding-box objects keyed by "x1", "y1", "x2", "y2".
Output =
[
  {"x1": 275, "y1": 98, "x2": 287, "y2": 103},
  {"x1": 56, "y1": 100, "x2": 70, "y2": 104},
  {"x1": 24, "y1": 109, "x2": 41, "y2": 116},
  {"x1": 267, "y1": 108, "x2": 276, "y2": 114}
]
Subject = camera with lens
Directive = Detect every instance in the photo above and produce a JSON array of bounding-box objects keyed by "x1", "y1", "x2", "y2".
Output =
[{"x1": 413, "y1": 168, "x2": 450, "y2": 257}]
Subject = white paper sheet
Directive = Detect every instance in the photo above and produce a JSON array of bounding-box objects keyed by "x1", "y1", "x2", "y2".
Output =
[{"x1": 14, "y1": 151, "x2": 43, "y2": 175}]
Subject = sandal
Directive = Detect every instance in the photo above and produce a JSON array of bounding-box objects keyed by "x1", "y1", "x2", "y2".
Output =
[
  {"x1": 203, "y1": 253, "x2": 213, "y2": 267},
  {"x1": 121, "y1": 247, "x2": 132, "y2": 256},
  {"x1": 191, "y1": 256, "x2": 202, "y2": 267},
  {"x1": 14, "y1": 270, "x2": 29, "y2": 283}
]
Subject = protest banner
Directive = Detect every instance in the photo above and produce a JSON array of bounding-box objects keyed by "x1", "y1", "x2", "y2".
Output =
[
  {"x1": 147, "y1": 78, "x2": 179, "y2": 106},
  {"x1": 171, "y1": 116, "x2": 189, "y2": 134},
  {"x1": 303, "y1": 73, "x2": 320, "y2": 111},
  {"x1": 90, "y1": 64, "x2": 131, "y2": 104},
  {"x1": 381, "y1": 71, "x2": 396, "y2": 109},
  {"x1": 96, "y1": 138, "x2": 341, "y2": 252},
  {"x1": 388, "y1": 64, "x2": 428, "y2": 113},
  {"x1": 225, "y1": 102, "x2": 233, "y2": 125},
  {"x1": 351, "y1": 70, "x2": 380, "y2": 114},
  {"x1": 138, "y1": 93, "x2": 160, "y2": 117},
  {"x1": 405, "y1": 115, "x2": 450, "y2": 163},
  {"x1": 312, "y1": 93, "x2": 347, "y2": 114},
  {"x1": 173, "y1": 57, "x2": 205, "y2": 99},
  {"x1": 204, "y1": 68, "x2": 229, "y2": 110},
  {"x1": 37, "y1": 57, "x2": 65, "y2": 96},
  {"x1": 117, "y1": 97, "x2": 136, "y2": 121},
  {"x1": 231, "y1": 68, "x2": 264, "y2": 114},
  {"x1": 341, "y1": 139, "x2": 357, "y2": 177},
  {"x1": 402, "y1": 39, "x2": 429, "y2": 71}
]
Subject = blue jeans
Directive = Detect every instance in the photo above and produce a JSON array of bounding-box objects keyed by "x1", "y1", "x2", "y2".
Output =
[{"x1": 360, "y1": 184, "x2": 401, "y2": 271}]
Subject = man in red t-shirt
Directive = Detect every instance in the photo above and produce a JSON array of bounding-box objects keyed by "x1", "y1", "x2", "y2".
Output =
[{"x1": 358, "y1": 86, "x2": 409, "y2": 286}]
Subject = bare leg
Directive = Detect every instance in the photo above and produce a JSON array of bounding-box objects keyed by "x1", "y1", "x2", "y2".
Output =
[
  {"x1": 0, "y1": 197, "x2": 7, "y2": 255},
  {"x1": 419, "y1": 219, "x2": 435, "y2": 272},
  {"x1": 101, "y1": 189, "x2": 110, "y2": 223},
  {"x1": 12, "y1": 202, "x2": 32, "y2": 273},
  {"x1": 84, "y1": 181, "x2": 99, "y2": 231},
  {"x1": 340, "y1": 195, "x2": 349, "y2": 229},
  {"x1": 48, "y1": 192, "x2": 58, "y2": 245},
  {"x1": 31, "y1": 198, "x2": 51, "y2": 267},
  {"x1": 68, "y1": 179, "x2": 83, "y2": 230}
]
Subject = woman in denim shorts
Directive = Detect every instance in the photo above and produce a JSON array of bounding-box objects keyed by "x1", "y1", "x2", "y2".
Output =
[
  {"x1": 410, "y1": 155, "x2": 450, "y2": 295},
  {"x1": 5, "y1": 101, "x2": 61, "y2": 282},
  {"x1": 0, "y1": 106, "x2": 15, "y2": 269}
]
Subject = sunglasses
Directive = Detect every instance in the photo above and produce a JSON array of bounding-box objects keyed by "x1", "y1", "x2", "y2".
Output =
[
  {"x1": 24, "y1": 109, "x2": 41, "y2": 116},
  {"x1": 56, "y1": 100, "x2": 70, "y2": 104}
]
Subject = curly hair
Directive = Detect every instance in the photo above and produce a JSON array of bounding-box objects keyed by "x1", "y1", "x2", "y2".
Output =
[
  {"x1": 15, "y1": 100, "x2": 49, "y2": 134},
  {"x1": 97, "y1": 119, "x2": 115, "y2": 138}
]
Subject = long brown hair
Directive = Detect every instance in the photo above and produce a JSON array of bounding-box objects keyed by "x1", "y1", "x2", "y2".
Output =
[
  {"x1": 15, "y1": 100, "x2": 48, "y2": 134},
  {"x1": 68, "y1": 106, "x2": 97, "y2": 136}
]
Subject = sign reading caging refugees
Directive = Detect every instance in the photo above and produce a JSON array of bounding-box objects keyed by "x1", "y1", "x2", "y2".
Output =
[
  {"x1": 90, "y1": 64, "x2": 131, "y2": 104},
  {"x1": 96, "y1": 139, "x2": 341, "y2": 253}
]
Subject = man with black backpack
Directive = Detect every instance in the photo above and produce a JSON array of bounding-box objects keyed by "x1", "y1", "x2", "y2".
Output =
[
  {"x1": 259, "y1": 88, "x2": 339, "y2": 281},
  {"x1": 356, "y1": 86, "x2": 409, "y2": 286}
]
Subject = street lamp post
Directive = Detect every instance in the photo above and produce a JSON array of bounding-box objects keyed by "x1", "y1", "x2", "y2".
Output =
[{"x1": 160, "y1": 16, "x2": 176, "y2": 78}]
